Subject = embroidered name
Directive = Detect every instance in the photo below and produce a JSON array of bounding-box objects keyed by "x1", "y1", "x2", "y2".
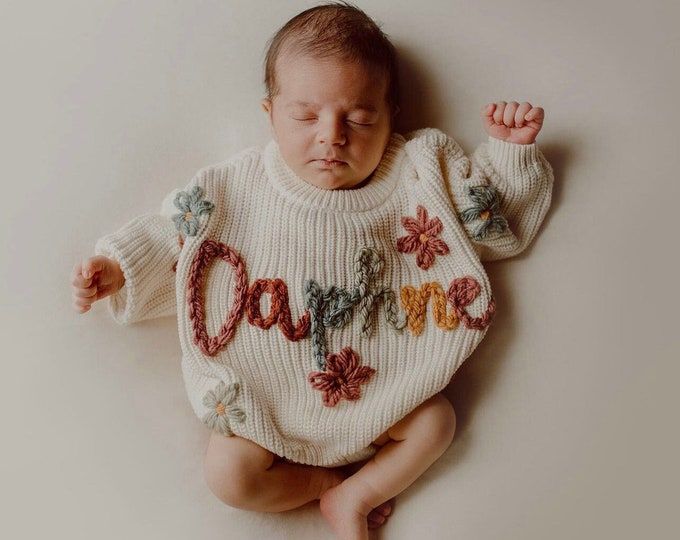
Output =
[{"x1": 186, "y1": 240, "x2": 496, "y2": 359}]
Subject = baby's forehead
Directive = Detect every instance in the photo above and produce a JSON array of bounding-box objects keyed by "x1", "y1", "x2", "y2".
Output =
[
  {"x1": 276, "y1": 59, "x2": 387, "y2": 109},
  {"x1": 277, "y1": 50, "x2": 385, "y2": 82}
]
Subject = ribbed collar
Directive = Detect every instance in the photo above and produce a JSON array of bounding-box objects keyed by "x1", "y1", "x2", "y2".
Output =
[{"x1": 263, "y1": 132, "x2": 406, "y2": 212}]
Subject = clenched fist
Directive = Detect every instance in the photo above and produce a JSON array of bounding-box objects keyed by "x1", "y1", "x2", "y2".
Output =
[
  {"x1": 482, "y1": 101, "x2": 545, "y2": 145},
  {"x1": 71, "y1": 256, "x2": 125, "y2": 313}
]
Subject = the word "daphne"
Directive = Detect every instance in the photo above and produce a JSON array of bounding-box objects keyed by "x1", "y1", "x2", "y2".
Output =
[{"x1": 185, "y1": 240, "x2": 496, "y2": 369}]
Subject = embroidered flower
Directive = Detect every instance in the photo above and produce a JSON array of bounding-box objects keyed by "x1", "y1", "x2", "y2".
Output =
[
  {"x1": 458, "y1": 185, "x2": 509, "y2": 240},
  {"x1": 396, "y1": 205, "x2": 450, "y2": 270},
  {"x1": 201, "y1": 381, "x2": 246, "y2": 436},
  {"x1": 172, "y1": 185, "x2": 214, "y2": 237},
  {"x1": 308, "y1": 347, "x2": 376, "y2": 407}
]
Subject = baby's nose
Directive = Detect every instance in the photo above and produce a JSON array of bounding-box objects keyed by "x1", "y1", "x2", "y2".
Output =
[{"x1": 318, "y1": 119, "x2": 347, "y2": 145}]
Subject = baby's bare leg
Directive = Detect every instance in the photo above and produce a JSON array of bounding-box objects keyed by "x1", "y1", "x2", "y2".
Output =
[
  {"x1": 319, "y1": 393, "x2": 456, "y2": 539},
  {"x1": 203, "y1": 432, "x2": 345, "y2": 512}
]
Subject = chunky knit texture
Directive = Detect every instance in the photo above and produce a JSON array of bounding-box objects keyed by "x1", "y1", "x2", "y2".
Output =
[{"x1": 94, "y1": 127, "x2": 553, "y2": 467}]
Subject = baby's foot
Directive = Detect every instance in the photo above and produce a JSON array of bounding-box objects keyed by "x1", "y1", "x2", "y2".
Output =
[
  {"x1": 319, "y1": 481, "x2": 394, "y2": 539},
  {"x1": 367, "y1": 498, "x2": 394, "y2": 529}
]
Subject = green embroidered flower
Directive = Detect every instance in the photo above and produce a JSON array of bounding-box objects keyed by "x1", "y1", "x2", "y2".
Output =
[
  {"x1": 201, "y1": 381, "x2": 246, "y2": 436},
  {"x1": 459, "y1": 185, "x2": 509, "y2": 240},
  {"x1": 172, "y1": 186, "x2": 214, "y2": 236}
]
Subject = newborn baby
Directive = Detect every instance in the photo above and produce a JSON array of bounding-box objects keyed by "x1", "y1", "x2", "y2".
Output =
[{"x1": 70, "y1": 3, "x2": 553, "y2": 539}]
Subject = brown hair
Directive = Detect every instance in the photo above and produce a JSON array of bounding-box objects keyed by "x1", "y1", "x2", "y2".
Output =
[{"x1": 262, "y1": 1, "x2": 400, "y2": 117}]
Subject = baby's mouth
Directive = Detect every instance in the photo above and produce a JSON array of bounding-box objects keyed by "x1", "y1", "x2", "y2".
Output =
[{"x1": 315, "y1": 159, "x2": 347, "y2": 168}]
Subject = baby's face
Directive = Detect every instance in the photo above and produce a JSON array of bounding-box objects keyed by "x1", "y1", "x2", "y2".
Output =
[{"x1": 262, "y1": 52, "x2": 394, "y2": 190}]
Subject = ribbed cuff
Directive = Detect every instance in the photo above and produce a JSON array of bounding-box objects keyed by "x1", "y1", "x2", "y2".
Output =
[
  {"x1": 94, "y1": 234, "x2": 137, "y2": 325},
  {"x1": 93, "y1": 215, "x2": 179, "y2": 325},
  {"x1": 487, "y1": 135, "x2": 538, "y2": 173}
]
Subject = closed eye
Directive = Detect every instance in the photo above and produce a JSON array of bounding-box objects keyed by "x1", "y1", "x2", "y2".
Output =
[{"x1": 292, "y1": 117, "x2": 373, "y2": 126}]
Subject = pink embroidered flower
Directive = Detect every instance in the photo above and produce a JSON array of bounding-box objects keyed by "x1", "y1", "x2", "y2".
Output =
[
  {"x1": 396, "y1": 205, "x2": 450, "y2": 270},
  {"x1": 308, "y1": 347, "x2": 376, "y2": 407}
]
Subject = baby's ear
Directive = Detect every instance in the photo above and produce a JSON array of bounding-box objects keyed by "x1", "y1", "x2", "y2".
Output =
[{"x1": 261, "y1": 98, "x2": 272, "y2": 114}]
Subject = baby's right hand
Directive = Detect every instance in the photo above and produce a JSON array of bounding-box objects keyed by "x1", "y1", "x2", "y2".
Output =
[{"x1": 71, "y1": 256, "x2": 125, "y2": 314}]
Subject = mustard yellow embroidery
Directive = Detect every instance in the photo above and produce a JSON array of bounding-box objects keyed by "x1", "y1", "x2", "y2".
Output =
[{"x1": 400, "y1": 282, "x2": 459, "y2": 336}]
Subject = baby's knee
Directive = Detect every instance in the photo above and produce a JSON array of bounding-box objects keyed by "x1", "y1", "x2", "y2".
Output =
[
  {"x1": 203, "y1": 453, "x2": 255, "y2": 509},
  {"x1": 393, "y1": 393, "x2": 457, "y2": 449},
  {"x1": 422, "y1": 393, "x2": 456, "y2": 445},
  {"x1": 203, "y1": 433, "x2": 274, "y2": 509}
]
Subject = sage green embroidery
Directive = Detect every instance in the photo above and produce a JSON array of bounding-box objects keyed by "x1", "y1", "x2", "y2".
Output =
[
  {"x1": 304, "y1": 247, "x2": 406, "y2": 369},
  {"x1": 201, "y1": 381, "x2": 246, "y2": 436},
  {"x1": 172, "y1": 185, "x2": 214, "y2": 236},
  {"x1": 459, "y1": 185, "x2": 509, "y2": 240}
]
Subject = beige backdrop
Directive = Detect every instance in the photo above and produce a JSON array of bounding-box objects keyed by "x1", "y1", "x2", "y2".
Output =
[{"x1": 1, "y1": 1, "x2": 678, "y2": 538}]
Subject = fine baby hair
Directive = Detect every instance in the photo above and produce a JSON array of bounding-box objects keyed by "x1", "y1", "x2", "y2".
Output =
[{"x1": 262, "y1": 1, "x2": 400, "y2": 121}]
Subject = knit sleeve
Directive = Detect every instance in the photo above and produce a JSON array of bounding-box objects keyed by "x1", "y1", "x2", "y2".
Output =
[
  {"x1": 443, "y1": 135, "x2": 554, "y2": 262},
  {"x1": 93, "y1": 175, "x2": 202, "y2": 325}
]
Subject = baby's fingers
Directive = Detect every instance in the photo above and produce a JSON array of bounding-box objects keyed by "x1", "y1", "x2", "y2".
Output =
[
  {"x1": 81, "y1": 255, "x2": 108, "y2": 280},
  {"x1": 503, "y1": 101, "x2": 519, "y2": 126},
  {"x1": 515, "y1": 102, "x2": 533, "y2": 127},
  {"x1": 72, "y1": 292, "x2": 95, "y2": 313},
  {"x1": 525, "y1": 106, "x2": 545, "y2": 124},
  {"x1": 93, "y1": 282, "x2": 119, "y2": 300},
  {"x1": 481, "y1": 103, "x2": 497, "y2": 130},
  {"x1": 481, "y1": 103, "x2": 496, "y2": 116},
  {"x1": 492, "y1": 101, "x2": 507, "y2": 124},
  {"x1": 71, "y1": 262, "x2": 93, "y2": 288},
  {"x1": 73, "y1": 284, "x2": 98, "y2": 298}
]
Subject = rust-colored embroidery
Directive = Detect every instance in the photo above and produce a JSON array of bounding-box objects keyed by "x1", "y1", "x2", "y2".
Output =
[
  {"x1": 400, "y1": 282, "x2": 459, "y2": 336},
  {"x1": 187, "y1": 239, "x2": 249, "y2": 357},
  {"x1": 447, "y1": 276, "x2": 496, "y2": 330},
  {"x1": 396, "y1": 205, "x2": 450, "y2": 270},
  {"x1": 247, "y1": 279, "x2": 310, "y2": 341},
  {"x1": 187, "y1": 240, "x2": 312, "y2": 356},
  {"x1": 308, "y1": 346, "x2": 376, "y2": 407}
]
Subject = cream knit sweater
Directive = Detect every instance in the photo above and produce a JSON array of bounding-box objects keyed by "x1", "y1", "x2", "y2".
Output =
[{"x1": 94, "y1": 127, "x2": 553, "y2": 467}]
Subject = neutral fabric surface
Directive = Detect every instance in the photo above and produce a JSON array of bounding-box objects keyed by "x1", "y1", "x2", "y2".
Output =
[{"x1": 2, "y1": 1, "x2": 678, "y2": 539}]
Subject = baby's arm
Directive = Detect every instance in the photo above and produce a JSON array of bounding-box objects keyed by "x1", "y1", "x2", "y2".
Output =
[
  {"x1": 73, "y1": 172, "x2": 206, "y2": 325},
  {"x1": 443, "y1": 101, "x2": 554, "y2": 261}
]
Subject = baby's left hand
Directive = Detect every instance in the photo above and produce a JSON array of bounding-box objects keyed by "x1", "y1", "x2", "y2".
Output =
[{"x1": 482, "y1": 101, "x2": 544, "y2": 145}]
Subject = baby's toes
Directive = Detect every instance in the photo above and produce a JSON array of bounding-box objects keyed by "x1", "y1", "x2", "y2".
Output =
[
  {"x1": 375, "y1": 499, "x2": 394, "y2": 516},
  {"x1": 366, "y1": 499, "x2": 394, "y2": 528},
  {"x1": 368, "y1": 514, "x2": 385, "y2": 529}
]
